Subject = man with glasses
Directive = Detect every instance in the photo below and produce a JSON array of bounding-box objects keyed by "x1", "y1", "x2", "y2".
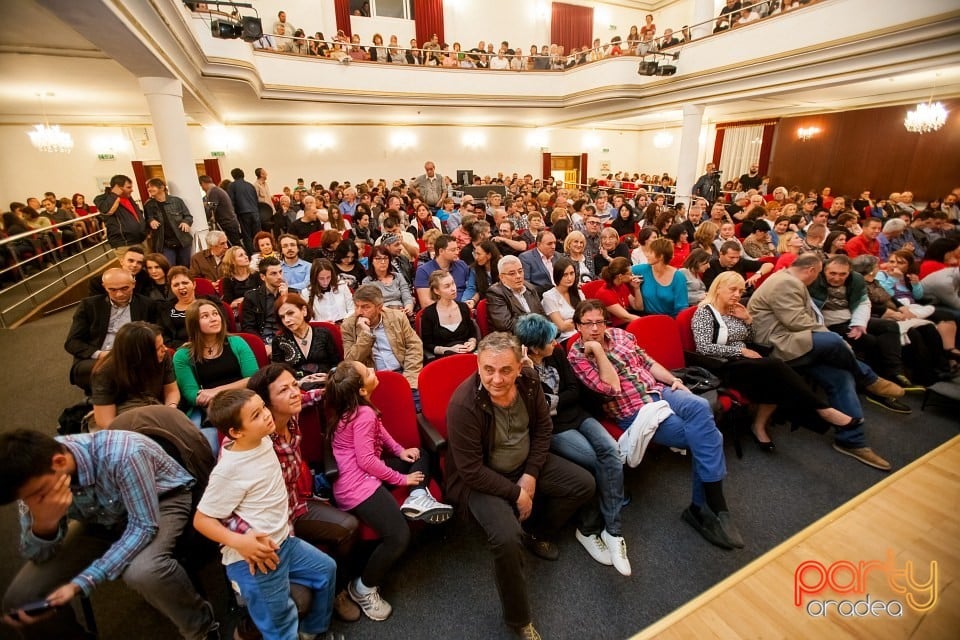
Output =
[
  {"x1": 582, "y1": 206, "x2": 603, "y2": 268},
  {"x1": 485, "y1": 256, "x2": 545, "y2": 333},
  {"x1": 567, "y1": 300, "x2": 743, "y2": 550}
]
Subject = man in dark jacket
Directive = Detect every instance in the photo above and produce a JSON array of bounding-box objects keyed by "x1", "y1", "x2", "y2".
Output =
[
  {"x1": 64, "y1": 268, "x2": 157, "y2": 393},
  {"x1": 691, "y1": 163, "x2": 722, "y2": 205},
  {"x1": 227, "y1": 167, "x2": 260, "y2": 254},
  {"x1": 199, "y1": 175, "x2": 243, "y2": 250},
  {"x1": 445, "y1": 333, "x2": 594, "y2": 640},
  {"x1": 96, "y1": 174, "x2": 147, "y2": 251},
  {"x1": 240, "y1": 256, "x2": 295, "y2": 353},
  {"x1": 485, "y1": 255, "x2": 546, "y2": 333}
]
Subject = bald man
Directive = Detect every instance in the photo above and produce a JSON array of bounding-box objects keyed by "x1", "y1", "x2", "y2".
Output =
[{"x1": 65, "y1": 268, "x2": 157, "y2": 393}]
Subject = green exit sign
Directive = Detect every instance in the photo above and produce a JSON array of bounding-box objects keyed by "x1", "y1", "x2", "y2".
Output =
[
  {"x1": 97, "y1": 153, "x2": 115, "y2": 160},
  {"x1": 211, "y1": 151, "x2": 225, "y2": 157}
]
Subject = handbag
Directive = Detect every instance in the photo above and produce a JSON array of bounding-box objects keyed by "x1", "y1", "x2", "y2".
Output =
[{"x1": 670, "y1": 366, "x2": 721, "y2": 394}]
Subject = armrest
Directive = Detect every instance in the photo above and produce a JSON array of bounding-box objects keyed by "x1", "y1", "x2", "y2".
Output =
[
  {"x1": 417, "y1": 413, "x2": 446, "y2": 454},
  {"x1": 321, "y1": 441, "x2": 339, "y2": 482},
  {"x1": 683, "y1": 350, "x2": 728, "y2": 371}
]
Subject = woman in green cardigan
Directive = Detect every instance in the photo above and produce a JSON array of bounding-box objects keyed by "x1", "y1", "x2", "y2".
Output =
[{"x1": 173, "y1": 299, "x2": 259, "y2": 453}]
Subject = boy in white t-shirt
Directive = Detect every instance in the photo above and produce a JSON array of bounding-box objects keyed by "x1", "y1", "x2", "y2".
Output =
[{"x1": 193, "y1": 389, "x2": 339, "y2": 640}]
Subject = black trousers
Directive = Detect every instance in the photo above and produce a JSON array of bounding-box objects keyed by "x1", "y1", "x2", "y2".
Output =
[
  {"x1": 465, "y1": 454, "x2": 595, "y2": 628},
  {"x1": 828, "y1": 318, "x2": 903, "y2": 379}
]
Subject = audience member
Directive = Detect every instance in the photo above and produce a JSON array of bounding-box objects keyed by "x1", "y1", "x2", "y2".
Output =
[
  {"x1": 518, "y1": 231, "x2": 559, "y2": 294},
  {"x1": 144, "y1": 177, "x2": 194, "y2": 267},
  {"x1": 485, "y1": 255, "x2": 546, "y2": 333},
  {"x1": 271, "y1": 293, "x2": 341, "y2": 386},
  {"x1": 220, "y1": 246, "x2": 262, "y2": 317},
  {"x1": 65, "y1": 268, "x2": 157, "y2": 393},
  {"x1": 241, "y1": 256, "x2": 293, "y2": 350},
  {"x1": 445, "y1": 332, "x2": 595, "y2": 640},
  {"x1": 414, "y1": 235, "x2": 470, "y2": 307},
  {"x1": 631, "y1": 237, "x2": 687, "y2": 317},
  {"x1": 595, "y1": 257, "x2": 643, "y2": 327},
  {"x1": 278, "y1": 234, "x2": 312, "y2": 291},
  {"x1": 189, "y1": 230, "x2": 229, "y2": 283},
  {"x1": 420, "y1": 269, "x2": 478, "y2": 360},
  {"x1": 97, "y1": 174, "x2": 147, "y2": 251},
  {"x1": 199, "y1": 175, "x2": 244, "y2": 249},
  {"x1": 362, "y1": 245, "x2": 415, "y2": 316}
]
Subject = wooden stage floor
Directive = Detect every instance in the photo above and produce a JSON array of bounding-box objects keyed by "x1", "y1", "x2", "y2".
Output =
[{"x1": 634, "y1": 435, "x2": 960, "y2": 640}]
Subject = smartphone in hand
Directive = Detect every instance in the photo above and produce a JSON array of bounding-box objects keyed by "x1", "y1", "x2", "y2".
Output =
[{"x1": 8, "y1": 599, "x2": 56, "y2": 620}]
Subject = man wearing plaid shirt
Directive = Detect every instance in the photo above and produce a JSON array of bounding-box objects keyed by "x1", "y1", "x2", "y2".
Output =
[
  {"x1": 567, "y1": 299, "x2": 743, "y2": 551},
  {"x1": 1, "y1": 429, "x2": 218, "y2": 639}
]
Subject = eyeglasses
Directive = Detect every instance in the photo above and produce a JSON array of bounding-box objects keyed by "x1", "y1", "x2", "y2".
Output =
[
  {"x1": 577, "y1": 320, "x2": 607, "y2": 328},
  {"x1": 586, "y1": 220, "x2": 601, "y2": 225},
  {"x1": 372, "y1": 255, "x2": 390, "y2": 261}
]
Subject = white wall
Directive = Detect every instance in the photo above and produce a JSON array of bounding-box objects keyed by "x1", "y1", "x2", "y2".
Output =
[{"x1": 0, "y1": 122, "x2": 687, "y2": 202}]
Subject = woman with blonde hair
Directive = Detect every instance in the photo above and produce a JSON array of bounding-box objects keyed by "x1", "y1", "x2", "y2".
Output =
[
  {"x1": 563, "y1": 230, "x2": 594, "y2": 283},
  {"x1": 692, "y1": 221, "x2": 719, "y2": 257},
  {"x1": 220, "y1": 245, "x2": 261, "y2": 317},
  {"x1": 691, "y1": 272, "x2": 858, "y2": 450}
]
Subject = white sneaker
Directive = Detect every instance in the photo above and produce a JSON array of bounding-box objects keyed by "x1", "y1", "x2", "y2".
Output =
[
  {"x1": 400, "y1": 491, "x2": 454, "y2": 523},
  {"x1": 601, "y1": 530, "x2": 632, "y2": 576},
  {"x1": 575, "y1": 529, "x2": 612, "y2": 566},
  {"x1": 348, "y1": 580, "x2": 392, "y2": 621}
]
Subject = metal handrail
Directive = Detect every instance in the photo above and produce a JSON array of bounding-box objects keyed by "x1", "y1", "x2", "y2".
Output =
[{"x1": 0, "y1": 213, "x2": 112, "y2": 328}]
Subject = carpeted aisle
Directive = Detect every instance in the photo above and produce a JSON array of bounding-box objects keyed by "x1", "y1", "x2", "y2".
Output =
[{"x1": 0, "y1": 309, "x2": 956, "y2": 640}]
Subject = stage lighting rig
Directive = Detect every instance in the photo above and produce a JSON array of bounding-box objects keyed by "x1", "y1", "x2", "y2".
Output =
[{"x1": 186, "y1": 1, "x2": 263, "y2": 42}]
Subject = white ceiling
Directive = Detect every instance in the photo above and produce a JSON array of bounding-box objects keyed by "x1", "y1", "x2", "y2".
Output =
[{"x1": 1, "y1": 0, "x2": 958, "y2": 130}]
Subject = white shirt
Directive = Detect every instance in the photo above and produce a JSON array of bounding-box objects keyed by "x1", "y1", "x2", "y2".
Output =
[
  {"x1": 303, "y1": 283, "x2": 355, "y2": 323},
  {"x1": 198, "y1": 437, "x2": 290, "y2": 567},
  {"x1": 541, "y1": 288, "x2": 576, "y2": 341}
]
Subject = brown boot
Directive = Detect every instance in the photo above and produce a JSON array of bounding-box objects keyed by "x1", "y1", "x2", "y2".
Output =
[
  {"x1": 865, "y1": 377, "x2": 904, "y2": 398},
  {"x1": 334, "y1": 589, "x2": 361, "y2": 622}
]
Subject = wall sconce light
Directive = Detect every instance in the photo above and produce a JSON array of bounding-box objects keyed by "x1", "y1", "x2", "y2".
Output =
[
  {"x1": 526, "y1": 129, "x2": 549, "y2": 148},
  {"x1": 462, "y1": 131, "x2": 486, "y2": 149},
  {"x1": 653, "y1": 131, "x2": 674, "y2": 148},
  {"x1": 797, "y1": 126, "x2": 821, "y2": 141},
  {"x1": 582, "y1": 131, "x2": 602, "y2": 149},
  {"x1": 306, "y1": 132, "x2": 335, "y2": 151},
  {"x1": 390, "y1": 131, "x2": 416, "y2": 149},
  {"x1": 205, "y1": 125, "x2": 242, "y2": 153},
  {"x1": 90, "y1": 133, "x2": 131, "y2": 156}
]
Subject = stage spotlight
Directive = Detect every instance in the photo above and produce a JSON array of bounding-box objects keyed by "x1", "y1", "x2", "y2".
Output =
[
  {"x1": 639, "y1": 61, "x2": 659, "y2": 76},
  {"x1": 211, "y1": 19, "x2": 241, "y2": 39},
  {"x1": 240, "y1": 16, "x2": 263, "y2": 42}
]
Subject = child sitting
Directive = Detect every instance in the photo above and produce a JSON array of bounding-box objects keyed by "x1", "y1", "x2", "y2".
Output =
[
  {"x1": 193, "y1": 389, "x2": 339, "y2": 640},
  {"x1": 324, "y1": 361, "x2": 452, "y2": 621}
]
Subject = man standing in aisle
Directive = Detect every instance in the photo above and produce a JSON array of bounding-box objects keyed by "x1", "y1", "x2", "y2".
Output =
[
  {"x1": 227, "y1": 168, "x2": 260, "y2": 254},
  {"x1": 412, "y1": 161, "x2": 446, "y2": 211},
  {"x1": 199, "y1": 175, "x2": 243, "y2": 250}
]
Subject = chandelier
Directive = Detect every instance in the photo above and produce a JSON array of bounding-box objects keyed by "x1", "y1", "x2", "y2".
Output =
[
  {"x1": 27, "y1": 92, "x2": 73, "y2": 153},
  {"x1": 28, "y1": 124, "x2": 74, "y2": 153},
  {"x1": 904, "y1": 101, "x2": 947, "y2": 134}
]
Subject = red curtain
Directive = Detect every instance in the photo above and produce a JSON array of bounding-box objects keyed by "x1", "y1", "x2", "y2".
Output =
[
  {"x1": 542, "y1": 152, "x2": 552, "y2": 180},
  {"x1": 757, "y1": 123, "x2": 776, "y2": 176},
  {"x1": 203, "y1": 159, "x2": 222, "y2": 187},
  {"x1": 334, "y1": 0, "x2": 352, "y2": 38},
  {"x1": 130, "y1": 161, "x2": 147, "y2": 203},
  {"x1": 711, "y1": 128, "x2": 725, "y2": 168},
  {"x1": 579, "y1": 153, "x2": 588, "y2": 187},
  {"x1": 414, "y1": 0, "x2": 444, "y2": 48},
  {"x1": 551, "y1": 2, "x2": 593, "y2": 56}
]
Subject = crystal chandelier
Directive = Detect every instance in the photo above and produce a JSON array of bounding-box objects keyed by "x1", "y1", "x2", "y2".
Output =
[
  {"x1": 27, "y1": 92, "x2": 73, "y2": 153},
  {"x1": 28, "y1": 124, "x2": 74, "y2": 153},
  {"x1": 904, "y1": 101, "x2": 947, "y2": 134}
]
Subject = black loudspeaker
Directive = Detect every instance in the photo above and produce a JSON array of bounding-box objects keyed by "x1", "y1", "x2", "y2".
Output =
[
  {"x1": 656, "y1": 64, "x2": 677, "y2": 76},
  {"x1": 241, "y1": 17, "x2": 263, "y2": 42},
  {"x1": 211, "y1": 19, "x2": 241, "y2": 39},
  {"x1": 639, "y1": 61, "x2": 659, "y2": 76}
]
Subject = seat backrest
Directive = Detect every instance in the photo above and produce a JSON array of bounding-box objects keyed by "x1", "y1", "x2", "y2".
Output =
[
  {"x1": 418, "y1": 354, "x2": 477, "y2": 439},
  {"x1": 625, "y1": 315, "x2": 685, "y2": 370},
  {"x1": 580, "y1": 279, "x2": 605, "y2": 299},
  {"x1": 307, "y1": 231, "x2": 324, "y2": 248},
  {"x1": 370, "y1": 370, "x2": 419, "y2": 448},
  {"x1": 297, "y1": 401, "x2": 326, "y2": 466},
  {"x1": 414, "y1": 308, "x2": 424, "y2": 335},
  {"x1": 310, "y1": 321, "x2": 344, "y2": 359},
  {"x1": 194, "y1": 277, "x2": 219, "y2": 298},
  {"x1": 236, "y1": 332, "x2": 270, "y2": 367},
  {"x1": 675, "y1": 305, "x2": 698, "y2": 353},
  {"x1": 476, "y1": 299, "x2": 490, "y2": 337},
  {"x1": 220, "y1": 301, "x2": 237, "y2": 333},
  {"x1": 565, "y1": 331, "x2": 581, "y2": 352}
]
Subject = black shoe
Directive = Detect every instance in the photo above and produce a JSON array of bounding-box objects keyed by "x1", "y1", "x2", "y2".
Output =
[
  {"x1": 865, "y1": 393, "x2": 912, "y2": 414},
  {"x1": 522, "y1": 533, "x2": 559, "y2": 561},
  {"x1": 682, "y1": 505, "x2": 744, "y2": 549},
  {"x1": 751, "y1": 432, "x2": 775, "y2": 452}
]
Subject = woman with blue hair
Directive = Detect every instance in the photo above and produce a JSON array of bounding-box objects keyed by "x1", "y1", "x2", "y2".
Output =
[{"x1": 514, "y1": 313, "x2": 631, "y2": 576}]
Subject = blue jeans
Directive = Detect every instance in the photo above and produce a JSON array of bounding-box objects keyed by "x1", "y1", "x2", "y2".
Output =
[
  {"x1": 619, "y1": 388, "x2": 726, "y2": 508},
  {"x1": 789, "y1": 331, "x2": 877, "y2": 388},
  {"x1": 163, "y1": 244, "x2": 193, "y2": 268},
  {"x1": 226, "y1": 536, "x2": 336, "y2": 640},
  {"x1": 187, "y1": 407, "x2": 221, "y2": 456},
  {"x1": 802, "y1": 365, "x2": 868, "y2": 448},
  {"x1": 551, "y1": 418, "x2": 624, "y2": 535}
]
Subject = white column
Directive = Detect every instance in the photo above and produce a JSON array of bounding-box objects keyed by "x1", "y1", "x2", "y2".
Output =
[
  {"x1": 675, "y1": 103, "x2": 705, "y2": 206},
  {"x1": 138, "y1": 77, "x2": 208, "y2": 248},
  {"x1": 691, "y1": 0, "x2": 716, "y2": 40}
]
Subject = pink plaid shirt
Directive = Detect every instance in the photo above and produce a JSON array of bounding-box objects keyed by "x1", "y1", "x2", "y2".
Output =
[{"x1": 568, "y1": 328, "x2": 663, "y2": 421}]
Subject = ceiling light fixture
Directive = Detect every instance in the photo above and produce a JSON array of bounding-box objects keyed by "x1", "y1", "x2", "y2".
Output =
[
  {"x1": 28, "y1": 92, "x2": 73, "y2": 154},
  {"x1": 904, "y1": 101, "x2": 947, "y2": 134}
]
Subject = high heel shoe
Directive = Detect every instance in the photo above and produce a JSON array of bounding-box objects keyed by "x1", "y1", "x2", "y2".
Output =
[
  {"x1": 946, "y1": 349, "x2": 960, "y2": 362},
  {"x1": 751, "y1": 432, "x2": 775, "y2": 452}
]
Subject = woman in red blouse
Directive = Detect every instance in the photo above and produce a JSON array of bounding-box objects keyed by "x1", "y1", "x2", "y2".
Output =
[{"x1": 594, "y1": 257, "x2": 643, "y2": 327}]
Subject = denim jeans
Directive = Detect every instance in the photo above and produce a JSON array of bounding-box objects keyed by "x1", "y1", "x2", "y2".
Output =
[
  {"x1": 226, "y1": 536, "x2": 336, "y2": 640},
  {"x1": 619, "y1": 388, "x2": 726, "y2": 508},
  {"x1": 162, "y1": 244, "x2": 193, "y2": 268},
  {"x1": 789, "y1": 331, "x2": 877, "y2": 388},
  {"x1": 802, "y1": 364, "x2": 868, "y2": 448},
  {"x1": 551, "y1": 417, "x2": 624, "y2": 535}
]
